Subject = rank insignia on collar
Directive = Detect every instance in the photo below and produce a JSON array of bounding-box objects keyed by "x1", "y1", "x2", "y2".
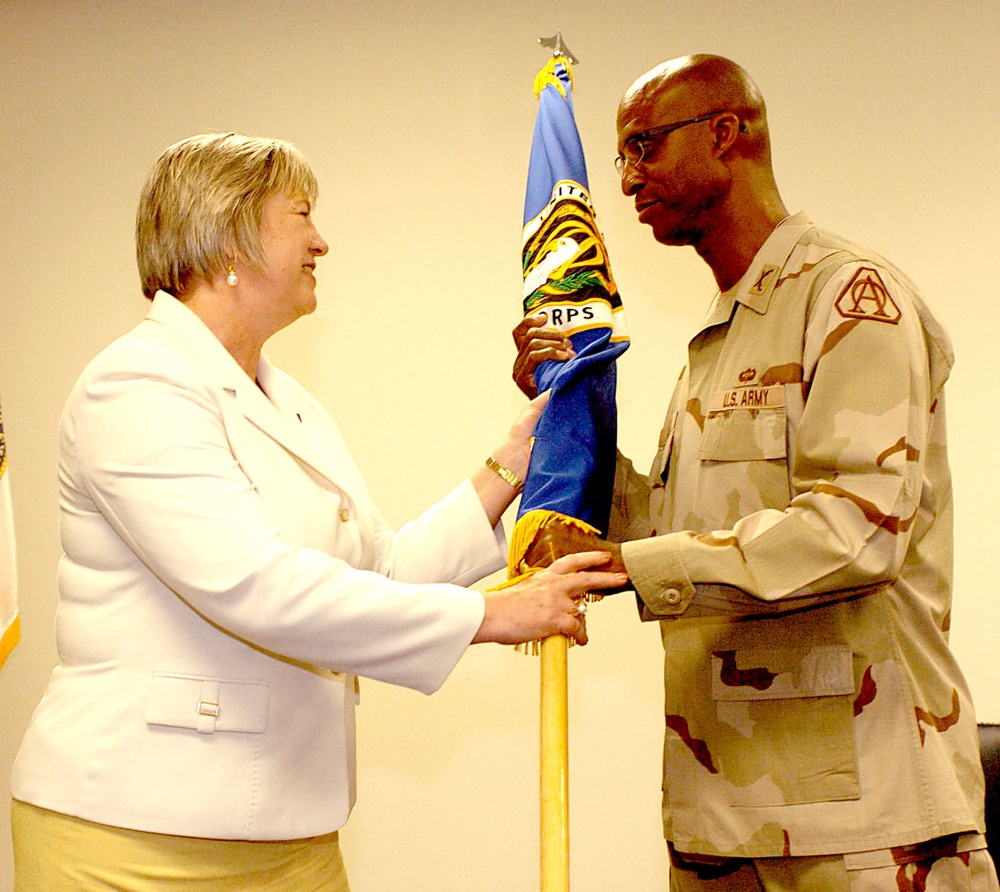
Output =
[
  {"x1": 835, "y1": 267, "x2": 902, "y2": 324},
  {"x1": 749, "y1": 264, "x2": 779, "y2": 297}
]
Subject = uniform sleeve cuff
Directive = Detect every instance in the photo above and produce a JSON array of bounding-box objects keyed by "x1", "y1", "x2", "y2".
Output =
[{"x1": 621, "y1": 535, "x2": 695, "y2": 619}]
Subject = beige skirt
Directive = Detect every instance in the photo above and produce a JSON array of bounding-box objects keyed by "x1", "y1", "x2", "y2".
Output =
[{"x1": 11, "y1": 800, "x2": 351, "y2": 892}]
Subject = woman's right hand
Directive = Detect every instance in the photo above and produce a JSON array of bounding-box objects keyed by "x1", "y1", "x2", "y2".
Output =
[{"x1": 472, "y1": 551, "x2": 627, "y2": 646}]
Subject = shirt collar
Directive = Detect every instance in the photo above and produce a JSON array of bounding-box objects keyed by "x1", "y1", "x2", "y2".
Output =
[{"x1": 731, "y1": 211, "x2": 814, "y2": 314}]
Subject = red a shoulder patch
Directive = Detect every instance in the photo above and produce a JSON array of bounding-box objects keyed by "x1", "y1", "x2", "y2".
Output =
[{"x1": 835, "y1": 267, "x2": 901, "y2": 324}]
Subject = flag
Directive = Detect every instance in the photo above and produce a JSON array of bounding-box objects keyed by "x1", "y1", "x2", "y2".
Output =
[
  {"x1": 0, "y1": 397, "x2": 19, "y2": 669},
  {"x1": 511, "y1": 52, "x2": 628, "y2": 888},
  {"x1": 507, "y1": 55, "x2": 628, "y2": 579}
]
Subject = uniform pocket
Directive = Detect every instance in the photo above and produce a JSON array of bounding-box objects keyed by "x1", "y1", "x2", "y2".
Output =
[
  {"x1": 709, "y1": 644, "x2": 859, "y2": 806},
  {"x1": 701, "y1": 385, "x2": 788, "y2": 462},
  {"x1": 145, "y1": 673, "x2": 269, "y2": 735}
]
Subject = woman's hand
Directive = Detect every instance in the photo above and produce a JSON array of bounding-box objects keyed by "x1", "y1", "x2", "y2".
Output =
[
  {"x1": 491, "y1": 389, "x2": 548, "y2": 478},
  {"x1": 472, "y1": 551, "x2": 627, "y2": 646},
  {"x1": 472, "y1": 391, "x2": 550, "y2": 526},
  {"x1": 511, "y1": 313, "x2": 575, "y2": 398}
]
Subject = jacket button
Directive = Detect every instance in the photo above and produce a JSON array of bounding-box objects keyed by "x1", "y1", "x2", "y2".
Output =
[
  {"x1": 339, "y1": 508, "x2": 350, "y2": 522},
  {"x1": 665, "y1": 588, "x2": 682, "y2": 606}
]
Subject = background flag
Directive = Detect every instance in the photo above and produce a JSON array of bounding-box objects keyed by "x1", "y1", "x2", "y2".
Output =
[
  {"x1": 0, "y1": 397, "x2": 19, "y2": 669},
  {"x1": 508, "y1": 54, "x2": 628, "y2": 578}
]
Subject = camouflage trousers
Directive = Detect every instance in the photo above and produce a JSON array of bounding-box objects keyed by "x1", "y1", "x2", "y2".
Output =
[{"x1": 668, "y1": 840, "x2": 999, "y2": 892}]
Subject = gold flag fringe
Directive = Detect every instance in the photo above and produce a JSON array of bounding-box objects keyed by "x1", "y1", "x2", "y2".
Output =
[
  {"x1": 532, "y1": 55, "x2": 574, "y2": 100},
  {"x1": 489, "y1": 508, "x2": 604, "y2": 655}
]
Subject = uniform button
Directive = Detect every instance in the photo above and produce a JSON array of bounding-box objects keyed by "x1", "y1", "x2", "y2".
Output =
[
  {"x1": 339, "y1": 508, "x2": 350, "y2": 522},
  {"x1": 665, "y1": 588, "x2": 682, "y2": 606}
]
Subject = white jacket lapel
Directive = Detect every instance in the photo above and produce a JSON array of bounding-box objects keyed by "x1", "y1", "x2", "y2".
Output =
[
  {"x1": 145, "y1": 294, "x2": 351, "y2": 492},
  {"x1": 248, "y1": 357, "x2": 366, "y2": 496}
]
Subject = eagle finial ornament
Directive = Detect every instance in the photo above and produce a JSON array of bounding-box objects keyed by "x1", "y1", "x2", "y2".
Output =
[{"x1": 538, "y1": 32, "x2": 579, "y2": 65}]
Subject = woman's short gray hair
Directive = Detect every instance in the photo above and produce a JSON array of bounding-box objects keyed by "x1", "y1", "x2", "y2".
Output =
[{"x1": 136, "y1": 132, "x2": 319, "y2": 299}]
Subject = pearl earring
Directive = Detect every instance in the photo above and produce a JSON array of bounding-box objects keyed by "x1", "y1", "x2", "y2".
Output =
[{"x1": 226, "y1": 263, "x2": 239, "y2": 287}]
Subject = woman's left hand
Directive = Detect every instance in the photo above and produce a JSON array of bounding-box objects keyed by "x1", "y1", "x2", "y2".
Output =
[
  {"x1": 472, "y1": 391, "x2": 550, "y2": 526},
  {"x1": 496, "y1": 389, "x2": 549, "y2": 479}
]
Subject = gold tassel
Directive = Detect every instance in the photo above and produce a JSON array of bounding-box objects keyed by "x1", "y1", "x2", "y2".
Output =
[{"x1": 532, "y1": 55, "x2": 574, "y2": 100}]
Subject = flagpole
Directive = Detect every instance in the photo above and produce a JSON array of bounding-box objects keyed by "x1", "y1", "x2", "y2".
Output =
[
  {"x1": 519, "y1": 32, "x2": 619, "y2": 890},
  {"x1": 539, "y1": 633, "x2": 569, "y2": 891},
  {"x1": 535, "y1": 33, "x2": 575, "y2": 889}
]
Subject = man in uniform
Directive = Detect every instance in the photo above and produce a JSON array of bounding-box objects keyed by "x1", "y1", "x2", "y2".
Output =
[{"x1": 512, "y1": 54, "x2": 997, "y2": 891}]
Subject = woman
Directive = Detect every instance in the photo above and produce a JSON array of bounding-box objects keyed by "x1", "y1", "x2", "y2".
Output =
[{"x1": 10, "y1": 132, "x2": 625, "y2": 890}]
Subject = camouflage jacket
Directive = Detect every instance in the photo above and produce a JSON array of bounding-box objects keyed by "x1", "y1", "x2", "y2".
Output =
[{"x1": 611, "y1": 213, "x2": 986, "y2": 860}]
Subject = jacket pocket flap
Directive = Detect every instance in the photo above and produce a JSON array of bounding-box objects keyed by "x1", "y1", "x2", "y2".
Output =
[
  {"x1": 145, "y1": 674, "x2": 269, "y2": 734},
  {"x1": 711, "y1": 644, "x2": 853, "y2": 701},
  {"x1": 701, "y1": 386, "x2": 788, "y2": 462}
]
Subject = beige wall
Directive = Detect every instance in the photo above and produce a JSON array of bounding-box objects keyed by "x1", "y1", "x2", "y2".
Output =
[{"x1": 1, "y1": 1, "x2": 998, "y2": 889}]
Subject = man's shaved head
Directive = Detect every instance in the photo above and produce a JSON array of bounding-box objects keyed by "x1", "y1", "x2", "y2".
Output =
[{"x1": 619, "y1": 54, "x2": 770, "y2": 163}]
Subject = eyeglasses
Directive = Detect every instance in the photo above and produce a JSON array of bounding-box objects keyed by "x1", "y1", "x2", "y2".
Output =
[{"x1": 614, "y1": 110, "x2": 728, "y2": 175}]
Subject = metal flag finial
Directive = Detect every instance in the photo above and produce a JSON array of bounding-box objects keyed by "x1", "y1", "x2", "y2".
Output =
[{"x1": 538, "y1": 32, "x2": 579, "y2": 65}]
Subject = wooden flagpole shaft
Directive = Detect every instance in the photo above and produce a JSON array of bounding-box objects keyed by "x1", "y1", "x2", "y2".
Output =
[{"x1": 540, "y1": 633, "x2": 569, "y2": 891}]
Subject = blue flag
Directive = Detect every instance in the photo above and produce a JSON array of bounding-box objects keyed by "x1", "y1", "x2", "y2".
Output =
[{"x1": 508, "y1": 56, "x2": 628, "y2": 578}]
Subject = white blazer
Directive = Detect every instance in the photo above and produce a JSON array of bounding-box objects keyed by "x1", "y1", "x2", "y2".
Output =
[{"x1": 11, "y1": 294, "x2": 506, "y2": 840}]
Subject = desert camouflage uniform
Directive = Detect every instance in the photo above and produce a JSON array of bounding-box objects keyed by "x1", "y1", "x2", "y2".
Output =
[
  {"x1": 610, "y1": 213, "x2": 995, "y2": 886},
  {"x1": 666, "y1": 836, "x2": 998, "y2": 891}
]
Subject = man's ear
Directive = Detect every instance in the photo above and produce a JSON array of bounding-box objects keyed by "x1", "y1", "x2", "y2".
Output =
[{"x1": 713, "y1": 112, "x2": 744, "y2": 156}]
